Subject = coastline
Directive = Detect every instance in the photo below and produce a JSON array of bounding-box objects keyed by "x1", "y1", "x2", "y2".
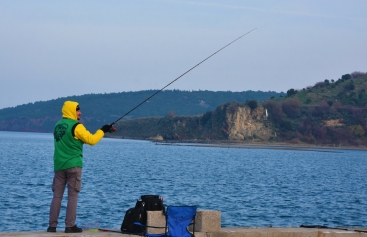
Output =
[
  {"x1": 105, "y1": 135, "x2": 367, "y2": 152},
  {"x1": 154, "y1": 142, "x2": 351, "y2": 152},
  {"x1": 161, "y1": 141, "x2": 367, "y2": 151}
]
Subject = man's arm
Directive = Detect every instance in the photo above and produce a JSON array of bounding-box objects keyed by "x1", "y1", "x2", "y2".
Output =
[{"x1": 74, "y1": 124, "x2": 104, "y2": 145}]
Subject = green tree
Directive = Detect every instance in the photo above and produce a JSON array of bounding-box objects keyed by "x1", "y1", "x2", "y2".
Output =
[
  {"x1": 286, "y1": 89, "x2": 297, "y2": 97},
  {"x1": 342, "y1": 74, "x2": 352, "y2": 80},
  {"x1": 344, "y1": 81, "x2": 355, "y2": 91}
]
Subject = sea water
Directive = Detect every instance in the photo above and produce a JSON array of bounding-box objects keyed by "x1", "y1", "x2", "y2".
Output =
[{"x1": 0, "y1": 131, "x2": 366, "y2": 232}]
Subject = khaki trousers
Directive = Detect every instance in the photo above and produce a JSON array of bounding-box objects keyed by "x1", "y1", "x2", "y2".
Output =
[{"x1": 49, "y1": 167, "x2": 82, "y2": 228}]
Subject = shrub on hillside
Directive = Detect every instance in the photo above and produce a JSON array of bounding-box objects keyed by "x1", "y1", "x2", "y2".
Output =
[
  {"x1": 200, "y1": 111, "x2": 212, "y2": 126},
  {"x1": 246, "y1": 100, "x2": 258, "y2": 110},
  {"x1": 282, "y1": 99, "x2": 301, "y2": 118},
  {"x1": 351, "y1": 71, "x2": 367, "y2": 78},
  {"x1": 344, "y1": 81, "x2": 355, "y2": 91},
  {"x1": 263, "y1": 101, "x2": 284, "y2": 123}
]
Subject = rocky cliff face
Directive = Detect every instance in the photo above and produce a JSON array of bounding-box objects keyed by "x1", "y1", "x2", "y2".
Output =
[
  {"x1": 225, "y1": 106, "x2": 273, "y2": 141},
  {"x1": 114, "y1": 103, "x2": 274, "y2": 141}
]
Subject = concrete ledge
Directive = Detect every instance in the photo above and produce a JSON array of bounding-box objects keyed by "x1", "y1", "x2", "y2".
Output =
[
  {"x1": 2, "y1": 227, "x2": 367, "y2": 237},
  {"x1": 194, "y1": 210, "x2": 221, "y2": 232},
  {"x1": 146, "y1": 211, "x2": 166, "y2": 234},
  {"x1": 147, "y1": 209, "x2": 221, "y2": 233}
]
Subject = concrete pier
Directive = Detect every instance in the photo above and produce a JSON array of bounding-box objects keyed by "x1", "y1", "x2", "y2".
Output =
[
  {"x1": 2, "y1": 210, "x2": 366, "y2": 236},
  {"x1": 1, "y1": 227, "x2": 367, "y2": 237}
]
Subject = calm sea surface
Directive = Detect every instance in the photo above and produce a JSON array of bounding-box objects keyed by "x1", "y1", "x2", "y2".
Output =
[{"x1": 0, "y1": 131, "x2": 366, "y2": 232}]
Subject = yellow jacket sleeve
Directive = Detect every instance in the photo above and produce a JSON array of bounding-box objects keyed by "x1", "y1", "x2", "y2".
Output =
[{"x1": 74, "y1": 124, "x2": 104, "y2": 145}]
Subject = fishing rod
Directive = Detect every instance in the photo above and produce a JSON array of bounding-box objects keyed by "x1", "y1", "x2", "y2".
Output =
[{"x1": 111, "y1": 28, "x2": 257, "y2": 125}]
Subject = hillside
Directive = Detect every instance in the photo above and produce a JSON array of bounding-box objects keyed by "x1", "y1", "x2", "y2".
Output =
[
  {"x1": 288, "y1": 72, "x2": 367, "y2": 107},
  {"x1": 263, "y1": 72, "x2": 367, "y2": 146},
  {"x1": 0, "y1": 90, "x2": 283, "y2": 132},
  {"x1": 112, "y1": 72, "x2": 367, "y2": 147}
]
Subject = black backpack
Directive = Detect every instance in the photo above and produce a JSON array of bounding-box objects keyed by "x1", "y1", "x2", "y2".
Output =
[{"x1": 121, "y1": 195, "x2": 165, "y2": 233}]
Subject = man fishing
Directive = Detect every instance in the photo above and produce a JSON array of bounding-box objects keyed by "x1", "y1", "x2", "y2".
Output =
[
  {"x1": 45, "y1": 29, "x2": 255, "y2": 233},
  {"x1": 47, "y1": 100, "x2": 116, "y2": 233}
]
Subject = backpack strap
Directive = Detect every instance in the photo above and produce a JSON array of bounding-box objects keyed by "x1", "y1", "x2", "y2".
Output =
[{"x1": 71, "y1": 122, "x2": 80, "y2": 137}]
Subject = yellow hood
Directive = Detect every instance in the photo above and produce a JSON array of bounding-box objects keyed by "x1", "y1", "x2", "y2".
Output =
[{"x1": 62, "y1": 101, "x2": 79, "y2": 120}]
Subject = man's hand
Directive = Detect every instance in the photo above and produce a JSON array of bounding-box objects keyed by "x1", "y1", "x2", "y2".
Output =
[{"x1": 100, "y1": 124, "x2": 116, "y2": 133}]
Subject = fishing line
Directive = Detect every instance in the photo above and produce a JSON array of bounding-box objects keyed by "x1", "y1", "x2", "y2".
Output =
[{"x1": 111, "y1": 28, "x2": 257, "y2": 125}]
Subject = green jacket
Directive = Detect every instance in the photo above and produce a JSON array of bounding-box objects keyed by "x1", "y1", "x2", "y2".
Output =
[{"x1": 54, "y1": 118, "x2": 83, "y2": 171}]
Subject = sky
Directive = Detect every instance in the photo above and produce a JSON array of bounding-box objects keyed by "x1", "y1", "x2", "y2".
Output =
[{"x1": 0, "y1": 0, "x2": 366, "y2": 109}]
